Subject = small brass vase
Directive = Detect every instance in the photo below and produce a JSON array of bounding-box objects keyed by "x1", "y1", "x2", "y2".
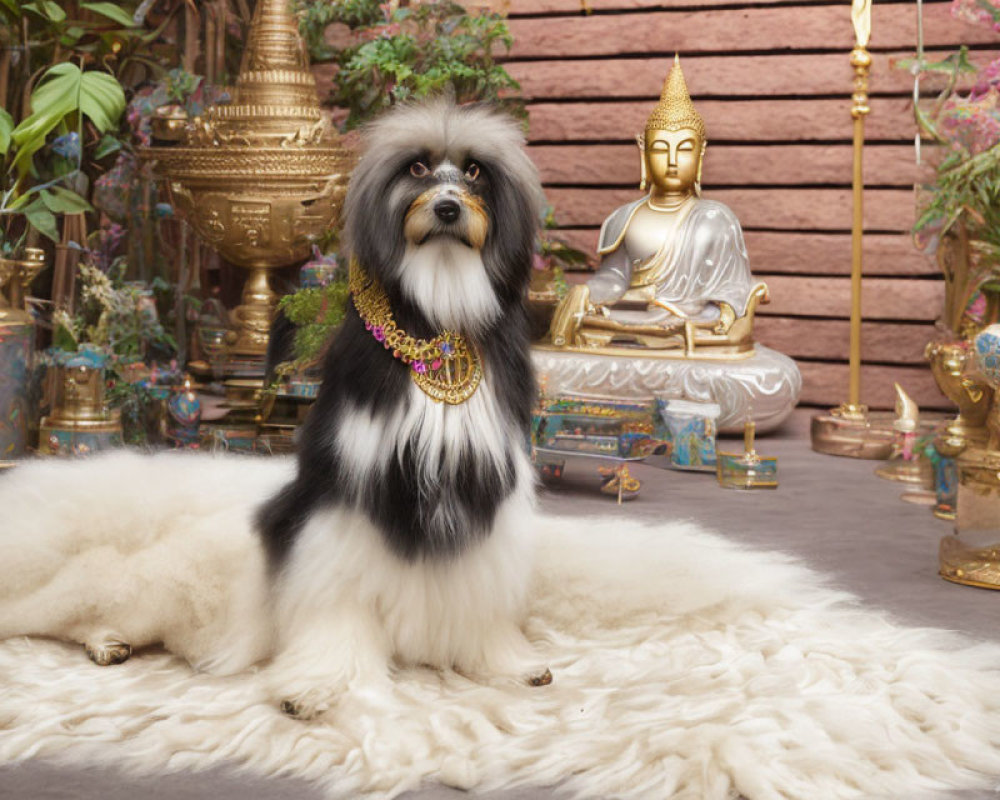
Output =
[
  {"x1": 938, "y1": 324, "x2": 1000, "y2": 589},
  {"x1": 39, "y1": 346, "x2": 123, "y2": 456}
]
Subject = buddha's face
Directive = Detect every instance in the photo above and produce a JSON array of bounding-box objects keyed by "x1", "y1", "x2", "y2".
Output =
[{"x1": 643, "y1": 128, "x2": 702, "y2": 194}]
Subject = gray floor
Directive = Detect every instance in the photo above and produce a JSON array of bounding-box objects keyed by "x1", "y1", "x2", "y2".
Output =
[{"x1": 2, "y1": 410, "x2": 998, "y2": 800}]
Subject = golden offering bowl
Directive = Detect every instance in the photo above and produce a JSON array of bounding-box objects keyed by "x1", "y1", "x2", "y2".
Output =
[
  {"x1": 150, "y1": 149, "x2": 349, "y2": 356},
  {"x1": 143, "y1": 0, "x2": 352, "y2": 363}
]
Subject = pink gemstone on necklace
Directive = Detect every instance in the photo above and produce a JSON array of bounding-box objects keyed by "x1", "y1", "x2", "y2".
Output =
[
  {"x1": 373, "y1": 326, "x2": 385, "y2": 341},
  {"x1": 413, "y1": 361, "x2": 427, "y2": 374},
  {"x1": 431, "y1": 358, "x2": 442, "y2": 370}
]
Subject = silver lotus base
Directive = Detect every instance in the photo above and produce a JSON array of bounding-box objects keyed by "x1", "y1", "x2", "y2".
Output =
[{"x1": 531, "y1": 344, "x2": 801, "y2": 434}]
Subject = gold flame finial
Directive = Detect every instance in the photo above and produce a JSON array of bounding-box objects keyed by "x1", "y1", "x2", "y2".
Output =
[
  {"x1": 209, "y1": 0, "x2": 324, "y2": 135},
  {"x1": 645, "y1": 54, "x2": 706, "y2": 138},
  {"x1": 893, "y1": 382, "x2": 919, "y2": 433}
]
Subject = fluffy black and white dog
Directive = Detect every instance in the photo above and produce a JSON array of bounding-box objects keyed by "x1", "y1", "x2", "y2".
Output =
[
  {"x1": 0, "y1": 100, "x2": 550, "y2": 718},
  {"x1": 256, "y1": 100, "x2": 550, "y2": 717}
]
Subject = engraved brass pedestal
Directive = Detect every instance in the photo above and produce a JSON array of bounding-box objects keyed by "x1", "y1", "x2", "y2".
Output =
[
  {"x1": 811, "y1": 404, "x2": 896, "y2": 459},
  {"x1": 144, "y1": 0, "x2": 350, "y2": 367}
]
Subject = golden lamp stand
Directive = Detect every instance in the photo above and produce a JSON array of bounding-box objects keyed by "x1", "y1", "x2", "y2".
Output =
[
  {"x1": 811, "y1": 0, "x2": 896, "y2": 458},
  {"x1": 143, "y1": 0, "x2": 350, "y2": 377}
]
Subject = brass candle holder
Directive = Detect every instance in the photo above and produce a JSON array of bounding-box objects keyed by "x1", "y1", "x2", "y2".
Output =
[
  {"x1": 143, "y1": 0, "x2": 351, "y2": 371},
  {"x1": 716, "y1": 419, "x2": 778, "y2": 490}
]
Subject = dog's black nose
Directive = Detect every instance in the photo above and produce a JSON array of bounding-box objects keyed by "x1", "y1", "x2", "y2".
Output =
[{"x1": 434, "y1": 198, "x2": 461, "y2": 223}]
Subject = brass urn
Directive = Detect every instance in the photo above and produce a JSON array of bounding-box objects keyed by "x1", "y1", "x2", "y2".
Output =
[
  {"x1": 144, "y1": 0, "x2": 351, "y2": 361},
  {"x1": 0, "y1": 247, "x2": 45, "y2": 464}
]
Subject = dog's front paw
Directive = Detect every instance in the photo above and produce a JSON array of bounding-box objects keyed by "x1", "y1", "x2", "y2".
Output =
[
  {"x1": 528, "y1": 668, "x2": 553, "y2": 687},
  {"x1": 279, "y1": 687, "x2": 338, "y2": 720},
  {"x1": 85, "y1": 641, "x2": 132, "y2": 666}
]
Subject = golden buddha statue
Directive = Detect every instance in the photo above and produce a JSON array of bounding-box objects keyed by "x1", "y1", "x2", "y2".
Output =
[
  {"x1": 550, "y1": 56, "x2": 767, "y2": 353},
  {"x1": 535, "y1": 57, "x2": 801, "y2": 433}
]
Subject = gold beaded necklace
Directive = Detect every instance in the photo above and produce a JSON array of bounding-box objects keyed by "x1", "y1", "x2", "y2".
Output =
[{"x1": 349, "y1": 259, "x2": 483, "y2": 405}]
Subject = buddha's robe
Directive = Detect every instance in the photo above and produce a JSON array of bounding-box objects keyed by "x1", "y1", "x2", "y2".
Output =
[{"x1": 587, "y1": 197, "x2": 754, "y2": 325}]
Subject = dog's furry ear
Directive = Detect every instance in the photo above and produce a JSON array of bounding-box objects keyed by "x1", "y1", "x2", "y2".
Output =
[
  {"x1": 340, "y1": 140, "x2": 414, "y2": 277},
  {"x1": 477, "y1": 138, "x2": 543, "y2": 304},
  {"x1": 433, "y1": 102, "x2": 543, "y2": 304}
]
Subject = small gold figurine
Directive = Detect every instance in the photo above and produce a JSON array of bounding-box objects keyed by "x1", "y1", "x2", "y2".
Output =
[{"x1": 598, "y1": 463, "x2": 641, "y2": 504}]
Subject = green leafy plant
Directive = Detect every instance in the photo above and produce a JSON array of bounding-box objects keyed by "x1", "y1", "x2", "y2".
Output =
[
  {"x1": 0, "y1": 62, "x2": 125, "y2": 247},
  {"x1": 898, "y1": 3, "x2": 1000, "y2": 333},
  {"x1": 297, "y1": 0, "x2": 522, "y2": 130},
  {"x1": 275, "y1": 277, "x2": 351, "y2": 371},
  {"x1": 0, "y1": 0, "x2": 183, "y2": 251},
  {"x1": 51, "y1": 258, "x2": 177, "y2": 357}
]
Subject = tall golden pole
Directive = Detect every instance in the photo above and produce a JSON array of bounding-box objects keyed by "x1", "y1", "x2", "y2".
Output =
[
  {"x1": 847, "y1": 0, "x2": 872, "y2": 415},
  {"x1": 810, "y1": 0, "x2": 896, "y2": 457}
]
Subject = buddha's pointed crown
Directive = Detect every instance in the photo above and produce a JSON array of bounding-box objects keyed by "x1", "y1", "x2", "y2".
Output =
[{"x1": 645, "y1": 54, "x2": 706, "y2": 138}]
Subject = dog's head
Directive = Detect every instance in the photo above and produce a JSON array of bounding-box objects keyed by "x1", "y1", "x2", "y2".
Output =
[{"x1": 342, "y1": 100, "x2": 543, "y2": 334}]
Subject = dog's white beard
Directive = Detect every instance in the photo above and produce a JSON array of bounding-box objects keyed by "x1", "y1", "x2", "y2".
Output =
[{"x1": 398, "y1": 238, "x2": 500, "y2": 333}]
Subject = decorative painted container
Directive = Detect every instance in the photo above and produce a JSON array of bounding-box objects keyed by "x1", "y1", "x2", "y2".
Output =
[
  {"x1": 39, "y1": 346, "x2": 123, "y2": 456},
  {"x1": 164, "y1": 380, "x2": 202, "y2": 448},
  {"x1": 0, "y1": 317, "x2": 32, "y2": 464},
  {"x1": 974, "y1": 324, "x2": 1000, "y2": 387},
  {"x1": 656, "y1": 398, "x2": 720, "y2": 471},
  {"x1": 300, "y1": 247, "x2": 340, "y2": 288},
  {"x1": 531, "y1": 394, "x2": 662, "y2": 461}
]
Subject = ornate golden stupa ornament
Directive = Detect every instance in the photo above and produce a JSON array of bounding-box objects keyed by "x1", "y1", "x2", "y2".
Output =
[
  {"x1": 349, "y1": 261, "x2": 482, "y2": 405},
  {"x1": 144, "y1": 0, "x2": 350, "y2": 363},
  {"x1": 645, "y1": 54, "x2": 706, "y2": 138}
]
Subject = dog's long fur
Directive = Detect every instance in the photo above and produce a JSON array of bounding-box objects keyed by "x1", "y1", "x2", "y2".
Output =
[
  {"x1": 259, "y1": 101, "x2": 541, "y2": 565},
  {"x1": 0, "y1": 101, "x2": 548, "y2": 717},
  {"x1": 256, "y1": 101, "x2": 546, "y2": 716}
]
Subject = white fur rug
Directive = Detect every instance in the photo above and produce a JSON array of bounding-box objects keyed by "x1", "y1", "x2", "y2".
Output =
[{"x1": 2, "y1": 495, "x2": 1000, "y2": 798}]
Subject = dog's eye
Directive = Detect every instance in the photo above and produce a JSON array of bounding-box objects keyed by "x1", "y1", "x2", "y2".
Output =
[
  {"x1": 410, "y1": 161, "x2": 430, "y2": 178},
  {"x1": 465, "y1": 162, "x2": 480, "y2": 181}
]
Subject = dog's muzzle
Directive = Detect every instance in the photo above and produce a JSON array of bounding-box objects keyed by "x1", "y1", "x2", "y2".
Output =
[{"x1": 405, "y1": 185, "x2": 488, "y2": 250}]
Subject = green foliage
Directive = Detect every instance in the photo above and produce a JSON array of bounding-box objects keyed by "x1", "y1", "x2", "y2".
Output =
[
  {"x1": 899, "y1": 27, "x2": 1000, "y2": 332},
  {"x1": 294, "y1": 0, "x2": 384, "y2": 60},
  {"x1": 0, "y1": 0, "x2": 175, "y2": 249},
  {"x1": 1, "y1": 62, "x2": 124, "y2": 242},
  {"x1": 276, "y1": 279, "x2": 351, "y2": 368},
  {"x1": 55, "y1": 258, "x2": 177, "y2": 359},
  {"x1": 0, "y1": 108, "x2": 13, "y2": 155},
  {"x1": 297, "y1": 0, "x2": 522, "y2": 130}
]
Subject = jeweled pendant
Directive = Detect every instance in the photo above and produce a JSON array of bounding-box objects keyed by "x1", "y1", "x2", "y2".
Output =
[{"x1": 410, "y1": 342, "x2": 482, "y2": 404}]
